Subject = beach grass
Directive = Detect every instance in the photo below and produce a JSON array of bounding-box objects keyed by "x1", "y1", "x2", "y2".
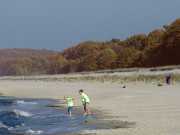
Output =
[
  {"x1": 5, "y1": 73, "x2": 179, "y2": 84},
  {"x1": 1, "y1": 66, "x2": 180, "y2": 84}
]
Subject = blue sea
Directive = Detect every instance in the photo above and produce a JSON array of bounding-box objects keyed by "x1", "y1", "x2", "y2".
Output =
[{"x1": 0, "y1": 97, "x2": 94, "y2": 135}]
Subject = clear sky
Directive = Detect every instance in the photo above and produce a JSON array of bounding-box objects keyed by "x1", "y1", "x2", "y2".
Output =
[{"x1": 0, "y1": 0, "x2": 180, "y2": 51}]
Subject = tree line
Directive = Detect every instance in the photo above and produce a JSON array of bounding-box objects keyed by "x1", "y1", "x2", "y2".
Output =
[
  {"x1": 0, "y1": 18, "x2": 180, "y2": 76},
  {"x1": 0, "y1": 49, "x2": 56, "y2": 76}
]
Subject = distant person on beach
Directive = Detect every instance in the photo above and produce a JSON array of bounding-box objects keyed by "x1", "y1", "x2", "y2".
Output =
[
  {"x1": 166, "y1": 75, "x2": 171, "y2": 85},
  {"x1": 79, "y1": 89, "x2": 91, "y2": 115},
  {"x1": 64, "y1": 96, "x2": 73, "y2": 117}
]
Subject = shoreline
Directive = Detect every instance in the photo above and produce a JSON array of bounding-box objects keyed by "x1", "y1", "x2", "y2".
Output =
[
  {"x1": 0, "y1": 80, "x2": 180, "y2": 135},
  {"x1": 47, "y1": 103, "x2": 136, "y2": 134},
  {"x1": 0, "y1": 94, "x2": 136, "y2": 135}
]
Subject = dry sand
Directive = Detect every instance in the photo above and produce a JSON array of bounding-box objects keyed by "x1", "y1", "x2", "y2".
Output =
[{"x1": 0, "y1": 80, "x2": 180, "y2": 135}]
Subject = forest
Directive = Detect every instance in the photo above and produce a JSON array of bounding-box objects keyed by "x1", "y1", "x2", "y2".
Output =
[
  {"x1": 0, "y1": 18, "x2": 180, "y2": 76},
  {"x1": 0, "y1": 49, "x2": 56, "y2": 75}
]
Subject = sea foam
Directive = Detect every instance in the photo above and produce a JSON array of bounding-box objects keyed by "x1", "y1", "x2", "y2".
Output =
[
  {"x1": 16, "y1": 100, "x2": 37, "y2": 105},
  {"x1": 14, "y1": 110, "x2": 32, "y2": 117},
  {"x1": 25, "y1": 129, "x2": 44, "y2": 135}
]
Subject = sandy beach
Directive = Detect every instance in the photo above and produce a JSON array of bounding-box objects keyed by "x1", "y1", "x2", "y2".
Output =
[{"x1": 0, "y1": 80, "x2": 180, "y2": 135}]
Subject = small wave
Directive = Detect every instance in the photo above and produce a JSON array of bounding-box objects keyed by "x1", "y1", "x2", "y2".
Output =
[
  {"x1": 16, "y1": 100, "x2": 37, "y2": 105},
  {"x1": 14, "y1": 110, "x2": 32, "y2": 117},
  {"x1": 0, "y1": 121, "x2": 8, "y2": 129},
  {"x1": 0, "y1": 121, "x2": 13, "y2": 131},
  {"x1": 14, "y1": 123, "x2": 25, "y2": 128},
  {"x1": 25, "y1": 129, "x2": 44, "y2": 135}
]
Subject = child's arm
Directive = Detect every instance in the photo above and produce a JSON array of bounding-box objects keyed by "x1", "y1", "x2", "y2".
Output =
[{"x1": 68, "y1": 98, "x2": 74, "y2": 100}]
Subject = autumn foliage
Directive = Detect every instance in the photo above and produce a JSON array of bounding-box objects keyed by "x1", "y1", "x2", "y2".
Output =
[
  {"x1": 0, "y1": 49, "x2": 56, "y2": 75},
  {"x1": 0, "y1": 19, "x2": 180, "y2": 76}
]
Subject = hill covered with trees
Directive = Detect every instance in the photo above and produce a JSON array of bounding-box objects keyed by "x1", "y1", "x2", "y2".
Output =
[
  {"x1": 0, "y1": 18, "x2": 180, "y2": 76},
  {"x1": 0, "y1": 49, "x2": 56, "y2": 76},
  {"x1": 49, "y1": 18, "x2": 180, "y2": 74}
]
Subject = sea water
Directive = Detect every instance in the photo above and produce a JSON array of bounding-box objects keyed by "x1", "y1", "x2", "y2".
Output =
[{"x1": 0, "y1": 97, "x2": 94, "y2": 135}]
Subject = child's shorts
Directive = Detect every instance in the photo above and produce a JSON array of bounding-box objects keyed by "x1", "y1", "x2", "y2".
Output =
[
  {"x1": 68, "y1": 106, "x2": 73, "y2": 112},
  {"x1": 84, "y1": 102, "x2": 90, "y2": 105}
]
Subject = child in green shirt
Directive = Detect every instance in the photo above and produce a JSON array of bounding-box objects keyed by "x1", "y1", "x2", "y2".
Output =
[
  {"x1": 64, "y1": 96, "x2": 73, "y2": 117},
  {"x1": 79, "y1": 89, "x2": 91, "y2": 115}
]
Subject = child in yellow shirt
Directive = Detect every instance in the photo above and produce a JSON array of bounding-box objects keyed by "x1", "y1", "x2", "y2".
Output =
[{"x1": 64, "y1": 96, "x2": 73, "y2": 117}]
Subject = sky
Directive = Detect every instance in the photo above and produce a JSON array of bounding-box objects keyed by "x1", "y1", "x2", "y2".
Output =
[{"x1": 0, "y1": 0, "x2": 180, "y2": 51}]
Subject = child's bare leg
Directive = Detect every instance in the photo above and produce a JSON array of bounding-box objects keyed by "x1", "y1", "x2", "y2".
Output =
[
  {"x1": 69, "y1": 111, "x2": 72, "y2": 117},
  {"x1": 83, "y1": 104, "x2": 87, "y2": 115},
  {"x1": 86, "y1": 103, "x2": 91, "y2": 114}
]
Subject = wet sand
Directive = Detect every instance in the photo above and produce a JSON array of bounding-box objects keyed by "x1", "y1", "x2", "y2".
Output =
[{"x1": 0, "y1": 80, "x2": 180, "y2": 135}]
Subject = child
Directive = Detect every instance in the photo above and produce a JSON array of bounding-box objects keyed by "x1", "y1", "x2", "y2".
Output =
[
  {"x1": 79, "y1": 89, "x2": 91, "y2": 115},
  {"x1": 64, "y1": 96, "x2": 73, "y2": 117}
]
